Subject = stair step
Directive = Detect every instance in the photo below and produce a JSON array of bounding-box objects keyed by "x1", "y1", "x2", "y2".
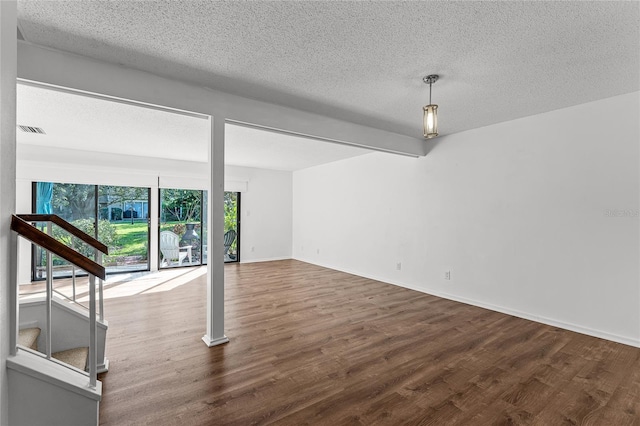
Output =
[
  {"x1": 18, "y1": 327, "x2": 41, "y2": 350},
  {"x1": 52, "y1": 347, "x2": 89, "y2": 371}
]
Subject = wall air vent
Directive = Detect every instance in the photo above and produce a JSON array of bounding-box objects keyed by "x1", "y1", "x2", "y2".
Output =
[{"x1": 18, "y1": 125, "x2": 46, "y2": 134}]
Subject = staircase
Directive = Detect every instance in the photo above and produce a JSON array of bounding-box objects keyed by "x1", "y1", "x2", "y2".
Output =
[
  {"x1": 51, "y1": 347, "x2": 89, "y2": 371},
  {"x1": 19, "y1": 293, "x2": 109, "y2": 373},
  {"x1": 8, "y1": 214, "x2": 109, "y2": 426},
  {"x1": 18, "y1": 327, "x2": 40, "y2": 350},
  {"x1": 19, "y1": 327, "x2": 91, "y2": 372}
]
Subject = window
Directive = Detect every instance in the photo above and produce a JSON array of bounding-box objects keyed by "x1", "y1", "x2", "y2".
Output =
[
  {"x1": 33, "y1": 182, "x2": 150, "y2": 279},
  {"x1": 224, "y1": 192, "x2": 240, "y2": 263},
  {"x1": 159, "y1": 188, "x2": 204, "y2": 268}
]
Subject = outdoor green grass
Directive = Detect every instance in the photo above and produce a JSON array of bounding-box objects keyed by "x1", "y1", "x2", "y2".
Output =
[
  {"x1": 109, "y1": 221, "x2": 204, "y2": 259},
  {"x1": 106, "y1": 220, "x2": 234, "y2": 262},
  {"x1": 111, "y1": 222, "x2": 148, "y2": 258}
]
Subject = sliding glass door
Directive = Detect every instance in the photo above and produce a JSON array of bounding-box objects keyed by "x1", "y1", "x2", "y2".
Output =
[
  {"x1": 33, "y1": 182, "x2": 150, "y2": 280},
  {"x1": 98, "y1": 185, "x2": 150, "y2": 273},
  {"x1": 159, "y1": 188, "x2": 203, "y2": 268},
  {"x1": 224, "y1": 192, "x2": 240, "y2": 263},
  {"x1": 202, "y1": 190, "x2": 208, "y2": 265},
  {"x1": 33, "y1": 182, "x2": 96, "y2": 280},
  {"x1": 33, "y1": 182, "x2": 238, "y2": 277}
]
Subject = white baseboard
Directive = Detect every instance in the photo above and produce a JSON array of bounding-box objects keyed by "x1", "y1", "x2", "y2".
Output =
[
  {"x1": 18, "y1": 320, "x2": 39, "y2": 329},
  {"x1": 397, "y1": 282, "x2": 640, "y2": 348},
  {"x1": 98, "y1": 358, "x2": 109, "y2": 374},
  {"x1": 240, "y1": 256, "x2": 291, "y2": 264},
  {"x1": 202, "y1": 335, "x2": 229, "y2": 347},
  {"x1": 293, "y1": 257, "x2": 640, "y2": 349}
]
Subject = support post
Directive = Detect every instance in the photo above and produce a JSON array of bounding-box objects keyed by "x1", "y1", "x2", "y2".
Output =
[{"x1": 202, "y1": 115, "x2": 228, "y2": 347}]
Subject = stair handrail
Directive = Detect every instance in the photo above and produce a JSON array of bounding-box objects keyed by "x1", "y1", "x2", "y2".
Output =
[
  {"x1": 11, "y1": 214, "x2": 109, "y2": 389},
  {"x1": 16, "y1": 214, "x2": 109, "y2": 319},
  {"x1": 16, "y1": 214, "x2": 108, "y2": 257}
]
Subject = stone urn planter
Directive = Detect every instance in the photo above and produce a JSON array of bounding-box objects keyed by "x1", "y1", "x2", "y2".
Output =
[{"x1": 180, "y1": 223, "x2": 201, "y2": 259}]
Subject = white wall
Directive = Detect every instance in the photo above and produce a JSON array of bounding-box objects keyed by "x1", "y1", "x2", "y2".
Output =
[
  {"x1": 8, "y1": 352, "x2": 100, "y2": 426},
  {"x1": 17, "y1": 144, "x2": 209, "y2": 187},
  {"x1": 226, "y1": 165, "x2": 292, "y2": 263},
  {"x1": 0, "y1": 2, "x2": 17, "y2": 423},
  {"x1": 293, "y1": 92, "x2": 640, "y2": 347}
]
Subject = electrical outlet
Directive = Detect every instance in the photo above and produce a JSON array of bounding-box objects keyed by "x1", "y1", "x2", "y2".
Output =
[
  {"x1": 251, "y1": 246, "x2": 255, "y2": 252},
  {"x1": 444, "y1": 270, "x2": 451, "y2": 280},
  {"x1": 316, "y1": 248, "x2": 320, "y2": 255},
  {"x1": 396, "y1": 262, "x2": 402, "y2": 271}
]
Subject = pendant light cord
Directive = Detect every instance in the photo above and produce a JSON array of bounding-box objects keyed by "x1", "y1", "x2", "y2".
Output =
[{"x1": 429, "y1": 82, "x2": 432, "y2": 105}]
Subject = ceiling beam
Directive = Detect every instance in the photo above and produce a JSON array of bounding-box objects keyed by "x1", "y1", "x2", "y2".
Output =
[{"x1": 17, "y1": 41, "x2": 426, "y2": 157}]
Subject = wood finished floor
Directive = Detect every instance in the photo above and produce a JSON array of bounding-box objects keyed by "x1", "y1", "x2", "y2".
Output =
[{"x1": 98, "y1": 260, "x2": 640, "y2": 425}]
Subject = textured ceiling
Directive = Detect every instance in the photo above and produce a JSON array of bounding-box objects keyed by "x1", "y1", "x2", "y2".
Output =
[
  {"x1": 17, "y1": 83, "x2": 210, "y2": 163},
  {"x1": 16, "y1": 1, "x2": 640, "y2": 139}
]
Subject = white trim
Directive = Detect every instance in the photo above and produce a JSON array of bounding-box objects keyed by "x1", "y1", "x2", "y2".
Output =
[
  {"x1": 7, "y1": 350, "x2": 102, "y2": 401},
  {"x1": 158, "y1": 175, "x2": 209, "y2": 191},
  {"x1": 18, "y1": 78, "x2": 209, "y2": 120},
  {"x1": 97, "y1": 358, "x2": 109, "y2": 374},
  {"x1": 201, "y1": 335, "x2": 229, "y2": 347},
  {"x1": 18, "y1": 320, "x2": 38, "y2": 329},
  {"x1": 397, "y1": 282, "x2": 640, "y2": 349},
  {"x1": 295, "y1": 258, "x2": 640, "y2": 349},
  {"x1": 239, "y1": 256, "x2": 291, "y2": 264},
  {"x1": 20, "y1": 295, "x2": 109, "y2": 331},
  {"x1": 227, "y1": 119, "x2": 421, "y2": 158},
  {"x1": 225, "y1": 180, "x2": 248, "y2": 193}
]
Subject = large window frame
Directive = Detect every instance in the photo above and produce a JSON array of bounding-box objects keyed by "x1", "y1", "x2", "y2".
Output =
[
  {"x1": 31, "y1": 181, "x2": 151, "y2": 280},
  {"x1": 224, "y1": 191, "x2": 240, "y2": 264},
  {"x1": 158, "y1": 188, "x2": 206, "y2": 269}
]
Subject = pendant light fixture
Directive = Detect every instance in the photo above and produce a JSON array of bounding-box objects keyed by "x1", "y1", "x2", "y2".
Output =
[{"x1": 423, "y1": 74, "x2": 439, "y2": 139}]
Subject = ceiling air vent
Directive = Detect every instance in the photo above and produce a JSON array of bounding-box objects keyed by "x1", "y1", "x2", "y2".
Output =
[{"x1": 18, "y1": 125, "x2": 46, "y2": 135}]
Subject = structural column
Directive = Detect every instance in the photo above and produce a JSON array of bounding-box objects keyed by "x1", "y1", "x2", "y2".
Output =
[{"x1": 202, "y1": 115, "x2": 228, "y2": 347}]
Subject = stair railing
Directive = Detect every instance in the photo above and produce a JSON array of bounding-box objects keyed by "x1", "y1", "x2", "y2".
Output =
[{"x1": 11, "y1": 214, "x2": 109, "y2": 389}]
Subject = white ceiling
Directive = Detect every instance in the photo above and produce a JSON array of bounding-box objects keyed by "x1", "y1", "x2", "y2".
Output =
[
  {"x1": 16, "y1": 1, "x2": 640, "y2": 140},
  {"x1": 17, "y1": 83, "x2": 210, "y2": 163},
  {"x1": 225, "y1": 125, "x2": 372, "y2": 171},
  {"x1": 17, "y1": 83, "x2": 373, "y2": 171}
]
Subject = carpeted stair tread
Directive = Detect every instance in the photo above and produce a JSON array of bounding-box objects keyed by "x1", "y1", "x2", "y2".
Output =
[
  {"x1": 52, "y1": 347, "x2": 89, "y2": 371},
  {"x1": 18, "y1": 327, "x2": 41, "y2": 350}
]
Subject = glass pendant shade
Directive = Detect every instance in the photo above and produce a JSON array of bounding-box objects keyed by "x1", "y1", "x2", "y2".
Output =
[{"x1": 423, "y1": 104, "x2": 438, "y2": 138}]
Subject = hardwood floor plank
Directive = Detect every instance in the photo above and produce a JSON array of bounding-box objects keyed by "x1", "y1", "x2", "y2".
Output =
[{"x1": 97, "y1": 260, "x2": 640, "y2": 425}]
